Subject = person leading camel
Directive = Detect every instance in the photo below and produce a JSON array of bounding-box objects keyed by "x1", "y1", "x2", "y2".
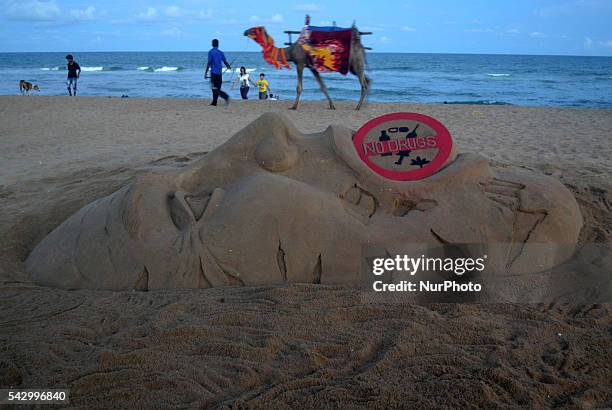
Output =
[{"x1": 205, "y1": 39, "x2": 231, "y2": 106}]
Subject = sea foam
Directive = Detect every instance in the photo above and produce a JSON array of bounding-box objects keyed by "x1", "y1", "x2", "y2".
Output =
[{"x1": 154, "y1": 66, "x2": 181, "y2": 72}]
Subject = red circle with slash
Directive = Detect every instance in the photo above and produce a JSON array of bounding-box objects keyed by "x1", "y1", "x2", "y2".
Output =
[{"x1": 353, "y1": 112, "x2": 453, "y2": 181}]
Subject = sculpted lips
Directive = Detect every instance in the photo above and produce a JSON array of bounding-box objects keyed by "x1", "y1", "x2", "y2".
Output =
[{"x1": 169, "y1": 188, "x2": 227, "y2": 231}]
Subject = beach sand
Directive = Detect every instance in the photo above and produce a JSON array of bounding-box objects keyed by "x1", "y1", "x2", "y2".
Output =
[{"x1": 1, "y1": 96, "x2": 610, "y2": 407}]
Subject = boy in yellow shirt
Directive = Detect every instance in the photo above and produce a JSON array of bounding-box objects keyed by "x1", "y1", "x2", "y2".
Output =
[{"x1": 256, "y1": 73, "x2": 271, "y2": 100}]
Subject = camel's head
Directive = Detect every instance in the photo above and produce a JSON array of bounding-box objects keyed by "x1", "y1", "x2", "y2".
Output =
[
  {"x1": 243, "y1": 26, "x2": 267, "y2": 41},
  {"x1": 244, "y1": 26, "x2": 290, "y2": 69}
]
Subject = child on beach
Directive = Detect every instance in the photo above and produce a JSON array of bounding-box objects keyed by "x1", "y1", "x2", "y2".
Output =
[
  {"x1": 65, "y1": 54, "x2": 80, "y2": 96},
  {"x1": 256, "y1": 73, "x2": 271, "y2": 100}
]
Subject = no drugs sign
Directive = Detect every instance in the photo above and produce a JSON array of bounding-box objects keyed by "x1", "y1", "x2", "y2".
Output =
[{"x1": 353, "y1": 112, "x2": 453, "y2": 181}]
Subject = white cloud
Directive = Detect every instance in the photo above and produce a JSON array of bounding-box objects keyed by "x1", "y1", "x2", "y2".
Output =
[
  {"x1": 130, "y1": 6, "x2": 211, "y2": 23},
  {"x1": 536, "y1": 4, "x2": 568, "y2": 17},
  {"x1": 528, "y1": 31, "x2": 569, "y2": 39},
  {"x1": 93, "y1": 30, "x2": 120, "y2": 37},
  {"x1": 161, "y1": 27, "x2": 183, "y2": 37},
  {"x1": 195, "y1": 8, "x2": 213, "y2": 19},
  {"x1": 584, "y1": 36, "x2": 612, "y2": 49},
  {"x1": 164, "y1": 6, "x2": 212, "y2": 19},
  {"x1": 380, "y1": 36, "x2": 390, "y2": 44},
  {"x1": 136, "y1": 7, "x2": 158, "y2": 20},
  {"x1": 270, "y1": 13, "x2": 283, "y2": 23},
  {"x1": 250, "y1": 14, "x2": 282, "y2": 23},
  {"x1": 600, "y1": 39, "x2": 612, "y2": 48},
  {"x1": 295, "y1": 3, "x2": 322, "y2": 12},
  {"x1": 465, "y1": 28, "x2": 494, "y2": 33},
  {"x1": 6, "y1": 0, "x2": 61, "y2": 21},
  {"x1": 401, "y1": 26, "x2": 416, "y2": 32},
  {"x1": 69, "y1": 6, "x2": 97, "y2": 21},
  {"x1": 165, "y1": 6, "x2": 181, "y2": 17},
  {"x1": 507, "y1": 28, "x2": 520, "y2": 34},
  {"x1": 362, "y1": 25, "x2": 385, "y2": 32}
]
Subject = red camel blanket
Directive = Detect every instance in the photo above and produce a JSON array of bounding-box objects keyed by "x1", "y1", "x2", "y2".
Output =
[{"x1": 299, "y1": 25, "x2": 353, "y2": 75}]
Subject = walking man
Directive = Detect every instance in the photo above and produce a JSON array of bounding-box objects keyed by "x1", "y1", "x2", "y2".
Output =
[
  {"x1": 65, "y1": 54, "x2": 80, "y2": 96},
  {"x1": 204, "y1": 39, "x2": 231, "y2": 106}
]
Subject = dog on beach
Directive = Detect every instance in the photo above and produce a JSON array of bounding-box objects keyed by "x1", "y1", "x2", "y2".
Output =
[{"x1": 19, "y1": 80, "x2": 40, "y2": 95}]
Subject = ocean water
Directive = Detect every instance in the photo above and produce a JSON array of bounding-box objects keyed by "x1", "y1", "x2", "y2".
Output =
[{"x1": 1, "y1": 51, "x2": 611, "y2": 108}]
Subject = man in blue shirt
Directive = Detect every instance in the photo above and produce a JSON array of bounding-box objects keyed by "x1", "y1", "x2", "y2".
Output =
[{"x1": 205, "y1": 39, "x2": 231, "y2": 106}]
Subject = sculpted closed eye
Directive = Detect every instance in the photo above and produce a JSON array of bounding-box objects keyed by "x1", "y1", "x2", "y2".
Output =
[{"x1": 340, "y1": 184, "x2": 377, "y2": 222}]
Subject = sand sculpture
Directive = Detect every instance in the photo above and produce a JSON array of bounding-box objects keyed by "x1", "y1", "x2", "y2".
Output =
[{"x1": 27, "y1": 113, "x2": 583, "y2": 290}]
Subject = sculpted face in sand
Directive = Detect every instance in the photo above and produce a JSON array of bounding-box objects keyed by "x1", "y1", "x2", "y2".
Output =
[{"x1": 27, "y1": 113, "x2": 583, "y2": 290}]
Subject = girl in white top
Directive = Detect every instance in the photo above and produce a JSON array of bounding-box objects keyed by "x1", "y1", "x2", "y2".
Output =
[{"x1": 233, "y1": 66, "x2": 257, "y2": 100}]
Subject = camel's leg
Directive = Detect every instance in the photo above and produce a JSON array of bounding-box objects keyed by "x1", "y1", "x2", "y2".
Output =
[
  {"x1": 309, "y1": 67, "x2": 335, "y2": 110},
  {"x1": 290, "y1": 64, "x2": 304, "y2": 110},
  {"x1": 355, "y1": 73, "x2": 370, "y2": 111},
  {"x1": 350, "y1": 46, "x2": 370, "y2": 110}
]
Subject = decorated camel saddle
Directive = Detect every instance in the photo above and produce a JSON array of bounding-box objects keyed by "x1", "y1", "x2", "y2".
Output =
[{"x1": 298, "y1": 16, "x2": 353, "y2": 74}]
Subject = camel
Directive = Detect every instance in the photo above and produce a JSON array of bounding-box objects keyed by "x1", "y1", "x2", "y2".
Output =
[{"x1": 244, "y1": 25, "x2": 371, "y2": 110}]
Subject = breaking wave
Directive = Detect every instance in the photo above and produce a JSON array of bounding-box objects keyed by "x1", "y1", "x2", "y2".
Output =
[
  {"x1": 442, "y1": 100, "x2": 513, "y2": 105},
  {"x1": 153, "y1": 66, "x2": 184, "y2": 72},
  {"x1": 42, "y1": 65, "x2": 125, "y2": 72},
  {"x1": 81, "y1": 66, "x2": 104, "y2": 72}
]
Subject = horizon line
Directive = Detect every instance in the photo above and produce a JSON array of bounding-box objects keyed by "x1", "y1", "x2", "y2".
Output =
[{"x1": 1, "y1": 50, "x2": 611, "y2": 58}]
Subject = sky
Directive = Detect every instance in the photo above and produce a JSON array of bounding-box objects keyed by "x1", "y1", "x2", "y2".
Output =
[{"x1": 0, "y1": 0, "x2": 611, "y2": 56}]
